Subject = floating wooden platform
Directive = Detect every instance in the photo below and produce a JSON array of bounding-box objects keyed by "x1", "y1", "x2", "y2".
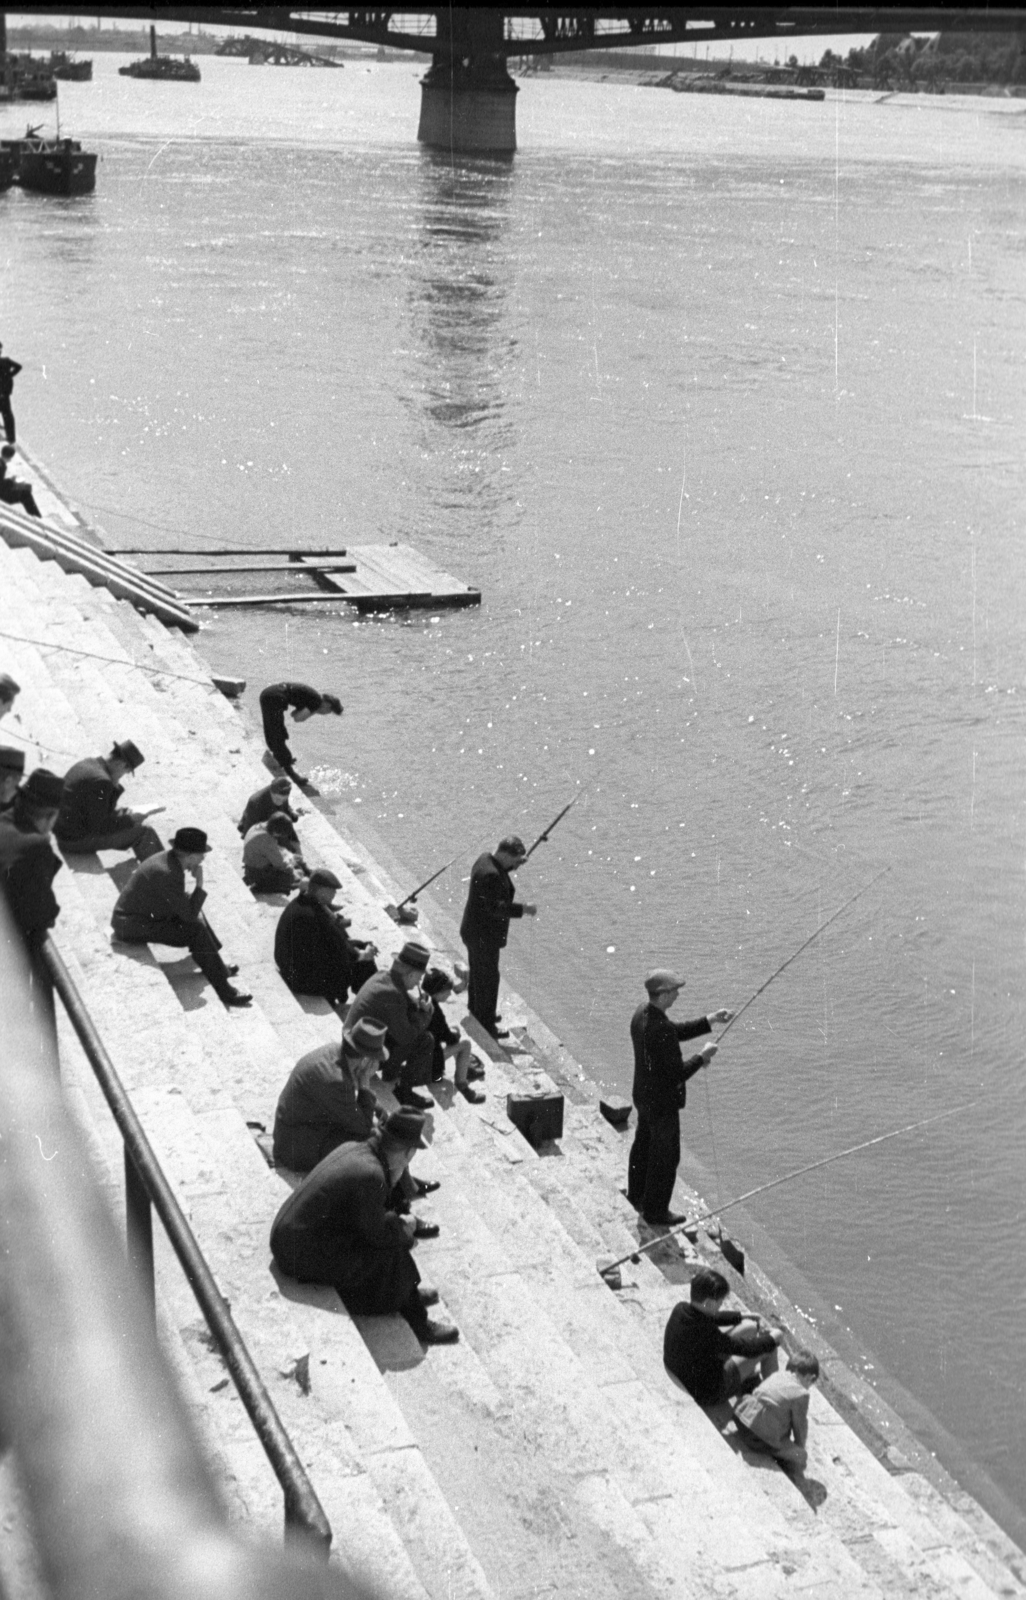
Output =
[{"x1": 119, "y1": 542, "x2": 481, "y2": 613}]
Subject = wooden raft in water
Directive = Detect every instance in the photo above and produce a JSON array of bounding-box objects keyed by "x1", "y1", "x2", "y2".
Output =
[{"x1": 129, "y1": 542, "x2": 481, "y2": 613}]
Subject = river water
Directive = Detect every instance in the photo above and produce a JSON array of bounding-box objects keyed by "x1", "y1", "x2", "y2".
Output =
[{"x1": 3, "y1": 53, "x2": 1025, "y2": 1533}]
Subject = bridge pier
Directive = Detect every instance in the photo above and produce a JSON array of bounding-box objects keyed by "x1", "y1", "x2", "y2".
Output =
[{"x1": 417, "y1": 8, "x2": 518, "y2": 155}]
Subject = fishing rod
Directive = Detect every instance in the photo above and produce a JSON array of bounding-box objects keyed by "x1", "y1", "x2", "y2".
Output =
[
  {"x1": 392, "y1": 849, "x2": 467, "y2": 917},
  {"x1": 718, "y1": 866, "x2": 892, "y2": 1044},
  {"x1": 523, "y1": 790, "x2": 583, "y2": 861},
  {"x1": 601, "y1": 1101, "x2": 976, "y2": 1279}
]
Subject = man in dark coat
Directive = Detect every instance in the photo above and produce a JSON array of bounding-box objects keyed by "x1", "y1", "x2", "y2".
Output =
[
  {"x1": 0, "y1": 447, "x2": 41, "y2": 517},
  {"x1": 344, "y1": 939, "x2": 435, "y2": 1110},
  {"x1": 55, "y1": 739, "x2": 162, "y2": 856},
  {"x1": 237, "y1": 776, "x2": 300, "y2": 844},
  {"x1": 459, "y1": 834, "x2": 537, "y2": 1039},
  {"x1": 0, "y1": 343, "x2": 22, "y2": 444},
  {"x1": 627, "y1": 968, "x2": 732, "y2": 1227},
  {"x1": 274, "y1": 868, "x2": 377, "y2": 1010},
  {"x1": 111, "y1": 826, "x2": 252, "y2": 1008},
  {"x1": 664, "y1": 1267, "x2": 781, "y2": 1405},
  {"x1": 0, "y1": 745, "x2": 25, "y2": 814},
  {"x1": 270, "y1": 1111, "x2": 458, "y2": 1345},
  {"x1": 258, "y1": 682, "x2": 342, "y2": 783},
  {"x1": 0, "y1": 673, "x2": 20, "y2": 723},
  {"x1": 0, "y1": 768, "x2": 64, "y2": 949},
  {"x1": 272, "y1": 1018, "x2": 390, "y2": 1172}
]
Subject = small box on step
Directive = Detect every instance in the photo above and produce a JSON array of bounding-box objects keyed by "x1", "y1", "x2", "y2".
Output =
[{"x1": 506, "y1": 1076, "x2": 564, "y2": 1148}]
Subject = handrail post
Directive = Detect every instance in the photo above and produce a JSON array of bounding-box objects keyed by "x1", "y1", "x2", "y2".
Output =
[{"x1": 125, "y1": 1147, "x2": 156, "y2": 1321}]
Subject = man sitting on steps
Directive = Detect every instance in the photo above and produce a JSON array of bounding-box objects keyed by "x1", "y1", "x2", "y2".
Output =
[
  {"x1": 274, "y1": 867, "x2": 377, "y2": 1011},
  {"x1": 0, "y1": 745, "x2": 25, "y2": 814},
  {"x1": 111, "y1": 825, "x2": 252, "y2": 1008},
  {"x1": 664, "y1": 1267, "x2": 783, "y2": 1408},
  {"x1": 237, "y1": 775, "x2": 301, "y2": 843},
  {"x1": 270, "y1": 1109, "x2": 458, "y2": 1346},
  {"x1": 55, "y1": 739, "x2": 163, "y2": 857},
  {"x1": 344, "y1": 937, "x2": 436, "y2": 1111}
]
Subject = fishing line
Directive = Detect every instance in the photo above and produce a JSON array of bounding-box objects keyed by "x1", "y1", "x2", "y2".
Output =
[
  {"x1": 602, "y1": 1101, "x2": 975, "y2": 1276},
  {"x1": 0, "y1": 628, "x2": 218, "y2": 688},
  {"x1": 81, "y1": 500, "x2": 270, "y2": 552},
  {"x1": 0, "y1": 723, "x2": 76, "y2": 761}
]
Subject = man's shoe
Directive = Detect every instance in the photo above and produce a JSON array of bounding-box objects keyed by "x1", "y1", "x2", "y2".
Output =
[
  {"x1": 413, "y1": 1218, "x2": 440, "y2": 1239},
  {"x1": 416, "y1": 1286, "x2": 440, "y2": 1308},
  {"x1": 398, "y1": 1088, "x2": 433, "y2": 1112},
  {"x1": 457, "y1": 1081, "x2": 486, "y2": 1104},
  {"x1": 416, "y1": 1318, "x2": 459, "y2": 1346},
  {"x1": 221, "y1": 987, "x2": 253, "y2": 1009},
  {"x1": 466, "y1": 1060, "x2": 486, "y2": 1081},
  {"x1": 224, "y1": 964, "x2": 240, "y2": 978},
  {"x1": 642, "y1": 1210, "x2": 687, "y2": 1228},
  {"x1": 412, "y1": 1177, "x2": 440, "y2": 1196},
  {"x1": 492, "y1": 1028, "x2": 511, "y2": 1040}
]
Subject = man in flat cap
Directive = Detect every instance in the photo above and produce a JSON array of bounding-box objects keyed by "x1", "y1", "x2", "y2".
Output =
[
  {"x1": 0, "y1": 767, "x2": 65, "y2": 953},
  {"x1": 460, "y1": 835, "x2": 537, "y2": 1040},
  {"x1": 345, "y1": 938, "x2": 436, "y2": 1111},
  {"x1": 258, "y1": 682, "x2": 343, "y2": 785},
  {"x1": 627, "y1": 969, "x2": 733, "y2": 1228},
  {"x1": 55, "y1": 739, "x2": 163, "y2": 857},
  {"x1": 270, "y1": 1109, "x2": 457, "y2": 1345},
  {"x1": 274, "y1": 867, "x2": 377, "y2": 1011},
  {"x1": 0, "y1": 746, "x2": 25, "y2": 815},
  {"x1": 237, "y1": 775, "x2": 301, "y2": 844},
  {"x1": 111, "y1": 826, "x2": 252, "y2": 1008}
]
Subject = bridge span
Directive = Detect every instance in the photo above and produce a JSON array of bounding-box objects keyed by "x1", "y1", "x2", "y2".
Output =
[{"x1": 13, "y1": 6, "x2": 1025, "y2": 151}]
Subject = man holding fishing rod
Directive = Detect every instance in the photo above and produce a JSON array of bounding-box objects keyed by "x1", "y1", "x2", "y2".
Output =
[
  {"x1": 460, "y1": 834, "x2": 537, "y2": 1041},
  {"x1": 627, "y1": 969, "x2": 734, "y2": 1228}
]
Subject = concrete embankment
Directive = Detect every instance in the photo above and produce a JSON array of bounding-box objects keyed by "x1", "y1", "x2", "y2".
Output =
[{"x1": 0, "y1": 449, "x2": 1023, "y2": 1599}]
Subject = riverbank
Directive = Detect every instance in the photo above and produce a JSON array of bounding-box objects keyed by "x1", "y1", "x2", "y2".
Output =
[{"x1": 1, "y1": 447, "x2": 1024, "y2": 1595}]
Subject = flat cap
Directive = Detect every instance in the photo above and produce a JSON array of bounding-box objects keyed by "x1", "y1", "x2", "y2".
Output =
[
  {"x1": 308, "y1": 867, "x2": 341, "y2": 890},
  {"x1": 645, "y1": 968, "x2": 685, "y2": 996}
]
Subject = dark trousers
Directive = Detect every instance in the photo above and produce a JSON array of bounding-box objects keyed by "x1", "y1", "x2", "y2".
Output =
[
  {"x1": 0, "y1": 398, "x2": 14, "y2": 445},
  {"x1": 627, "y1": 1106, "x2": 681, "y2": 1221},
  {"x1": 0, "y1": 483, "x2": 38, "y2": 518},
  {"x1": 382, "y1": 1030, "x2": 435, "y2": 1098},
  {"x1": 111, "y1": 913, "x2": 233, "y2": 998},
  {"x1": 57, "y1": 819, "x2": 161, "y2": 858},
  {"x1": 244, "y1": 864, "x2": 296, "y2": 895},
  {"x1": 464, "y1": 935, "x2": 501, "y2": 1035},
  {"x1": 259, "y1": 692, "x2": 296, "y2": 774}
]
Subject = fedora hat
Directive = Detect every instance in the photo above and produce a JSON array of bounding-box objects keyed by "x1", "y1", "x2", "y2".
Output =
[{"x1": 170, "y1": 826, "x2": 212, "y2": 854}]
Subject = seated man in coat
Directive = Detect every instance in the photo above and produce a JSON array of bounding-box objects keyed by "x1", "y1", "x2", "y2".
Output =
[
  {"x1": 0, "y1": 744, "x2": 25, "y2": 814},
  {"x1": 664, "y1": 1268, "x2": 782, "y2": 1407},
  {"x1": 269, "y1": 1110, "x2": 457, "y2": 1345},
  {"x1": 237, "y1": 775, "x2": 300, "y2": 844},
  {"x1": 344, "y1": 938, "x2": 435, "y2": 1112},
  {"x1": 273, "y1": 1017, "x2": 390, "y2": 1172},
  {"x1": 242, "y1": 811, "x2": 307, "y2": 895},
  {"x1": 55, "y1": 739, "x2": 163, "y2": 856},
  {"x1": 111, "y1": 825, "x2": 251, "y2": 1008},
  {"x1": 273, "y1": 868, "x2": 377, "y2": 1011},
  {"x1": 0, "y1": 767, "x2": 65, "y2": 952}
]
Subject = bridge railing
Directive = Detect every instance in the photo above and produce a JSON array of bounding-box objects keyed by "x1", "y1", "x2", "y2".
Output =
[{"x1": 0, "y1": 913, "x2": 374, "y2": 1600}]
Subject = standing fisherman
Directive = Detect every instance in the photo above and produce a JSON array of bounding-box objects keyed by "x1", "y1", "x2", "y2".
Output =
[
  {"x1": 459, "y1": 834, "x2": 537, "y2": 1040},
  {"x1": 0, "y1": 343, "x2": 22, "y2": 445},
  {"x1": 627, "y1": 969, "x2": 732, "y2": 1227}
]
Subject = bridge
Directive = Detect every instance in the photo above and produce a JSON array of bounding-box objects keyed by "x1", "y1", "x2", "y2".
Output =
[{"x1": 12, "y1": 6, "x2": 1026, "y2": 150}]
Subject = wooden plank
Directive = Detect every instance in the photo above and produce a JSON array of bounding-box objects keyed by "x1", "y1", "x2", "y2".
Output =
[
  {"x1": 106, "y1": 546, "x2": 349, "y2": 558},
  {"x1": 144, "y1": 561, "x2": 357, "y2": 576},
  {"x1": 187, "y1": 592, "x2": 358, "y2": 608}
]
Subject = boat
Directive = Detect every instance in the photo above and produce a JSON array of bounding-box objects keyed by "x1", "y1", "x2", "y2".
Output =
[
  {"x1": 119, "y1": 25, "x2": 200, "y2": 83},
  {"x1": 49, "y1": 52, "x2": 93, "y2": 83},
  {"x1": 0, "y1": 126, "x2": 97, "y2": 196},
  {"x1": 0, "y1": 53, "x2": 57, "y2": 101}
]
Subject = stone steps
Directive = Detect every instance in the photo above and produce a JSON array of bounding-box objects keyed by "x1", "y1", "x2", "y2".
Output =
[{"x1": 1, "y1": 536, "x2": 1022, "y2": 1600}]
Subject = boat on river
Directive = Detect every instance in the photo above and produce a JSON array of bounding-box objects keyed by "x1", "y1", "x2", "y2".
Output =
[
  {"x1": 49, "y1": 52, "x2": 93, "y2": 83},
  {"x1": 0, "y1": 53, "x2": 57, "y2": 101},
  {"x1": 119, "y1": 25, "x2": 200, "y2": 83},
  {"x1": 0, "y1": 126, "x2": 97, "y2": 196}
]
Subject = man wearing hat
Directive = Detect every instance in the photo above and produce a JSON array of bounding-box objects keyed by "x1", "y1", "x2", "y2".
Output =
[
  {"x1": 111, "y1": 827, "x2": 252, "y2": 1008},
  {"x1": 0, "y1": 745, "x2": 25, "y2": 814},
  {"x1": 460, "y1": 835, "x2": 537, "y2": 1040},
  {"x1": 627, "y1": 970, "x2": 733, "y2": 1228},
  {"x1": 274, "y1": 868, "x2": 377, "y2": 1011},
  {"x1": 270, "y1": 1110, "x2": 457, "y2": 1345},
  {"x1": 55, "y1": 740, "x2": 163, "y2": 857},
  {"x1": 0, "y1": 768, "x2": 65, "y2": 953},
  {"x1": 237, "y1": 776, "x2": 301, "y2": 843},
  {"x1": 273, "y1": 1018, "x2": 391, "y2": 1172},
  {"x1": 344, "y1": 939, "x2": 437, "y2": 1111}
]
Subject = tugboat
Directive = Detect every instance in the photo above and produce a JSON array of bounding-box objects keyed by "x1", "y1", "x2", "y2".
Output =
[
  {"x1": 49, "y1": 52, "x2": 93, "y2": 83},
  {"x1": 119, "y1": 25, "x2": 201, "y2": 83},
  {"x1": 1, "y1": 123, "x2": 97, "y2": 196}
]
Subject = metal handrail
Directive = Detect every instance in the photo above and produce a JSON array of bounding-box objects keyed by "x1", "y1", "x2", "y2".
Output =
[{"x1": 38, "y1": 934, "x2": 333, "y2": 1555}]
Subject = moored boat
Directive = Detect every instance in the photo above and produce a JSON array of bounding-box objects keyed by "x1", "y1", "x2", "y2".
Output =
[
  {"x1": 49, "y1": 52, "x2": 93, "y2": 83},
  {"x1": 119, "y1": 25, "x2": 201, "y2": 83},
  {"x1": 0, "y1": 126, "x2": 97, "y2": 196}
]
